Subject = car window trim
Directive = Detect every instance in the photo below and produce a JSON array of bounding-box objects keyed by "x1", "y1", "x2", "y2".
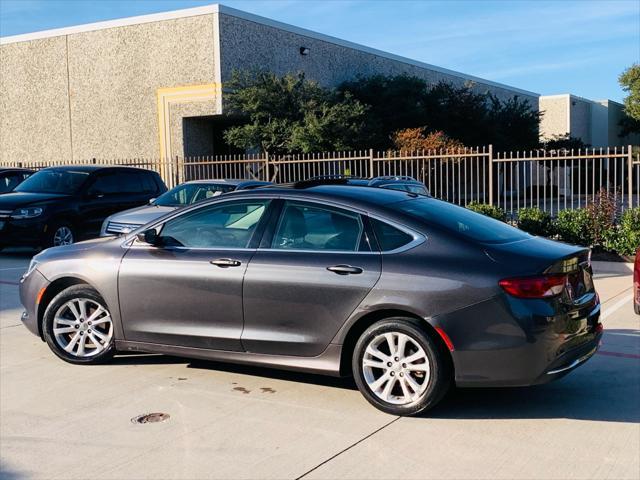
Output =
[{"x1": 367, "y1": 213, "x2": 426, "y2": 254}]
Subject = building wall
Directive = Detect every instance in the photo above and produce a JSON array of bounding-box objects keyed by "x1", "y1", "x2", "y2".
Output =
[
  {"x1": 217, "y1": 12, "x2": 539, "y2": 106},
  {"x1": 539, "y1": 95, "x2": 568, "y2": 141},
  {"x1": 1, "y1": 4, "x2": 541, "y2": 165},
  {"x1": 569, "y1": 96, "x2": 592, "y2": 145},
  {"x1": 603, "y1": 100, "x2": 640, "y2": 146},
  {"x1": 590, "y1": 101, "x2": 609, "y2": 147},
  {"x1": 0, "y1": 36, "x2": 72, "y2": 163},
  {"x1": 0, "y1": 13, "x2": 218, "y2": 163}
]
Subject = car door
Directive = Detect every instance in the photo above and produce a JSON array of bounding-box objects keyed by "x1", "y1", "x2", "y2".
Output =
[
  {"x1": 118, "y1": 198, "x2": 272, "y2": 351},
  {"x1": 79, "y1": 171, "x2": 128, "y2": 236},
  {"x1": 242, "y1": 199, "x2": 382, "y2": 357}
]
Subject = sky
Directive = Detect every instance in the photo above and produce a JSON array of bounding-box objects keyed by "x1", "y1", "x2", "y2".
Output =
[{"x1": 0, "y1": 0, "x2": 638, "y2": 102}]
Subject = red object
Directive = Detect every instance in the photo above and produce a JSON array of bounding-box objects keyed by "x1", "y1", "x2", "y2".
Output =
[
  {"x1": 499, "y1": 274, "x2": 567, "y2": 299},
  {"x1": 634, "y1": 249, "x2": 640, "y2": 315},
  {"x1": 435, "y1": 326, "x2": 455, "y2": 351}
]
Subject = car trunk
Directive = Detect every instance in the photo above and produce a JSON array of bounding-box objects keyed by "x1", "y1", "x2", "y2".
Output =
[{"x1": 484, "y1": 236, "x2": 594, "y2": 303}]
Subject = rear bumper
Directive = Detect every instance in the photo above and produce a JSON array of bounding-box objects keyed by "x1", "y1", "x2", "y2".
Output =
[{"x1": 440, "y1": 293, "x2": 602, "y2": 388}]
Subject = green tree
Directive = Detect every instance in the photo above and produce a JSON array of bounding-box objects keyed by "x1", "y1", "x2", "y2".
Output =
[
  {"x1": 339, "y1": 76, "x2": 540, "y2": 151},
  {"x1": 619, "y1": 64, "x2": 640, "y2": 136},
  {"x1": 338, "y1": 75, "x2": 431, "y2": 150},
  {"x1": 223, "y1": 70, "x2": 367, "y2": 154}
]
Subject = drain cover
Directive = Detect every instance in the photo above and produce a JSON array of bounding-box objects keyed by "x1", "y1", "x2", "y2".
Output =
[{"x1": 131, "y1": 412, "x2": 170, "y2": 424}]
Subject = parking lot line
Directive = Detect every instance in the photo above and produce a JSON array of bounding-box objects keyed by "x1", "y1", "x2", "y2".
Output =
[
  {"x1": 597, "y1": 350, "x2": 640, "y2": 360},
  {"x1": 601, "y1": 293, "x2": 634, "y2": 320}
]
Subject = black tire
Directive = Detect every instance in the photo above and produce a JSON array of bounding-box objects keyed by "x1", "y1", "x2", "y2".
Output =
[
  {"x1": 634, "y1": 300, "x2": 640, "y2": 316},
  {"x1": 352, "y1": 317, "x2": 451, "y2": 416},
  {"x1": 42, "y1": 284, "x2": 115, "y2": 364},
  {"x1": 46, "y1": 222, "x2": 75, "y2": 248}
]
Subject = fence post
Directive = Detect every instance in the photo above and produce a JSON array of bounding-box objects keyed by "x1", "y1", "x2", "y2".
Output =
[
  {"x1": 369, "y1": 149, "x2": 374, "y2": 178},
  {"x1": 264, "y1": 152, "x2": 269, "y2": 182},
  {"x1": 173, "y1": 156, "x2": 180, "y2": 189},
  {"x1": 628, "y1": 145, "x2": 633, "y2": 210},
  {"x1": 488, "y1": 144, "x2": 494, "y2": 206}
]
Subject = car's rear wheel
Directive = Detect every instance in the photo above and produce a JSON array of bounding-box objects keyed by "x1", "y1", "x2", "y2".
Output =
[
  {"x1": 352, "y1": 318, "x2": 451, "y2": 416},
  {"x1": 42, "y1": 285, "x2": 115, "y2": 364},
  {"x1": 49, "y1": 224, "x2": 75, "y2": 247}
]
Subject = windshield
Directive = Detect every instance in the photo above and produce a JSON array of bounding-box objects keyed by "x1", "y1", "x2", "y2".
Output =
[
  {"x1": 154, "y1": 183, "x2": 235, "y2": 207},
  {"x1": 14, "y1": 170, "x2": 89, "y2": 194},
  {"x1": 395, "y1": 197, "x2": 530, "y2": 243}
]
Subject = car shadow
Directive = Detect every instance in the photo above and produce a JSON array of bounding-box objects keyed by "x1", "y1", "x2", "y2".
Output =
[{"x1": 106, "y1": 347, "x2": 639, "y2": 424}]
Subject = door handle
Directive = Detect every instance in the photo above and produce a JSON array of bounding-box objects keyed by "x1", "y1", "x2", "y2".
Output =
[
  {"x1": 327, "y1": 265, "x2": 363, "y2": 275},
  {"x1": 210, "y1": 258, "x2": 242, "y2": 268}
]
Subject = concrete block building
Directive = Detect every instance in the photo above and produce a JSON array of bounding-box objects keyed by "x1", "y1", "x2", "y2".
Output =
[
  {"x1": 539, "y1": 94, "x2": 638, "y2": 147},
  {"x1": 0, "y1": 4, "x2": 539, "y2": 163}
]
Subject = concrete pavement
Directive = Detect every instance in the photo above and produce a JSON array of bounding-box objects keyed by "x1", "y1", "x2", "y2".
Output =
[{"x1": 1, "y1": 254, "x2": 638, "y2": 480}]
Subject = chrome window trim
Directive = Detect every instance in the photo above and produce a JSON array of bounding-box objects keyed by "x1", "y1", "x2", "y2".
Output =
[
  {"x1": 257, "y1": 248, "x2": 381, "y2": 255},
  {"x1": 120, "y1": 192, "x2": 426, "y2": 255},
  {"x1": 367, "y1": 213, "x2": 426, "y2": 254}
]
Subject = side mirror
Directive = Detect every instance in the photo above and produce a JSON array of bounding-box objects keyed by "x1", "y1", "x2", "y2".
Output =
[
  {"x1": 148, "y1": 198, "x2": 156, "y2": 204},
  {"x1": 136, "y1": 228, "x2": 158, "y2": 245}
]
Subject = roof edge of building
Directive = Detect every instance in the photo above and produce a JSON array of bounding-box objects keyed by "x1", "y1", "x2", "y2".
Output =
[
  {"x1": 0, "y1": 4, "x2": 219, "y2": 45},
  {"x1": 0, "y1": 2, "x2": 539, "y2": 98}
]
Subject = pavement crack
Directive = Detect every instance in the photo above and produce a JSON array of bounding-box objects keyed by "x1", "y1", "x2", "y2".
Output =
[
  {"x1": 295, "y1": 416, "x2": 400, "y2": 480},
  {"x1": 601, "y1": 286, "x2": 633, "y2": 305}
]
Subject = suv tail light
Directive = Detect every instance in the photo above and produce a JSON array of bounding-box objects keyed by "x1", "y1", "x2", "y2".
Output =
[{"x1": 499, "y1": 274, "x2": 567, "y2": 299}]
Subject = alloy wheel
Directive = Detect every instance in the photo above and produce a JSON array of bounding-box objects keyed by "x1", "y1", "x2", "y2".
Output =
[
  {"x1": 362, "y1": 331, "x2": 431, "y2": 405},
  {"x1": 53, "y1": 226, "x2": 74, "y2": 246},
  {"x1": 53, "y1": 298, "x2": 113, "y2": 358}
]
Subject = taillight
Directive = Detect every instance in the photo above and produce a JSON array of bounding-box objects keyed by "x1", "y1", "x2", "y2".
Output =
[{"x1": 499, "y1": 274, "x2": 567, "y2": 299}]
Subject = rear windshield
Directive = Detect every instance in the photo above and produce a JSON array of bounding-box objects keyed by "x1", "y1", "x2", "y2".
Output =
[
  {"x1": 15, "y1": 170, "x2": 89, "y2": 194},
  {"x1": 395, "y1": 198, "x2": 530, "y2": 243},
  {"x1": 154, "y1": 183, "x2": 235, "y2": 207}
]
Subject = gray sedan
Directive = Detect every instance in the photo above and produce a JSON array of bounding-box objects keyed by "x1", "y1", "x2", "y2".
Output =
[
  {"x1": 100, "y1": 179, "x2": 270, "y2": 236},
  {"x1": 19, "y1": 182, "x2": 602, "y2": 415}
]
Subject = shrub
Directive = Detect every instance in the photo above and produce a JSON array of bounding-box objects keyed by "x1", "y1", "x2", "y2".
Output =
[
  {"x1": 585, "y1": 188, "x2": 618, "y2": 248},
  {"x1": 611, "y1": 207, "x2": 640, "y2": 256},
  {"x1": 554, "y1": 209, "x2": 592, "y2": 246},
  {"x1": 391, "y1": 128, "x2": 465, "y2": 152},
  {"x1": 517, "y1": 207, "x2": 552, "y2": 236},
  {"x1": 466, "y1": 202, "x2": 506, "y2": 221}
]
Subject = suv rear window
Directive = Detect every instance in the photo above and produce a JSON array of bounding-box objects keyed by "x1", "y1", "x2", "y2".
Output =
[{"x1": 395, "y1": 198, "x2": 529, "y2": 243}]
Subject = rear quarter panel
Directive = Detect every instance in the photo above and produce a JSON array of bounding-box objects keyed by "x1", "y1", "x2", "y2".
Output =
[{"x1": 332, "y1": 228, "x2": 504, "y2": 344}]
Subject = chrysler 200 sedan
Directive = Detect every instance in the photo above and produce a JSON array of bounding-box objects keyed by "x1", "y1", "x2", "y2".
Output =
[{"x1": 19, "y1": 182, "x2": 602, "y2": 415}]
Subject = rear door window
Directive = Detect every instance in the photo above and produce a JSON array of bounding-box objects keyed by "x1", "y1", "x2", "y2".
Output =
[
  {"x1": 119, "y1": 172, "x2": 143, "y2": 194},
  {"x1": 139, "y1": 172, "x2": 158, "y2": 194},
  {"x1": 87, "y1": 172, "x2": 120, "y2": 195},
  {"x1": 271, "y1": 201, "x2": 370, "y2": 252}
]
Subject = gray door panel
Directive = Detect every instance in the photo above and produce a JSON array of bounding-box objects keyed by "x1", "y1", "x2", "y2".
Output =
[
  {"x1": 119, "y1": 247, "x2": 253, "y2": 350},
  {"x1": 242, "y1": 250, "x2": 381, "y2": 356}
]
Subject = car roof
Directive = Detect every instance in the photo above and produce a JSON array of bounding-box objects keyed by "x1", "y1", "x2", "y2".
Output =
[
  {"x1": 0, "y1": 167, "x2": 34, "y2": 173},
  {"x1": 40, "y1": 165, "x2": 155, "y2": 173},
  {"x1": 229, "y1": 184, "x2": 419, "y2": 210},
  {"x1": 182, "y1": 179, "x2": 267, "y2": 186}
]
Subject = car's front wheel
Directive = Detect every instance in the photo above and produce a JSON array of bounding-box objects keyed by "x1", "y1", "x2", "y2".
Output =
[
  {"x1": 42, "y1": 285, "x2": 115, "y2": 364},
  {"x1": 352, "y1": 318, "x2": 451, "y2": 416}
]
